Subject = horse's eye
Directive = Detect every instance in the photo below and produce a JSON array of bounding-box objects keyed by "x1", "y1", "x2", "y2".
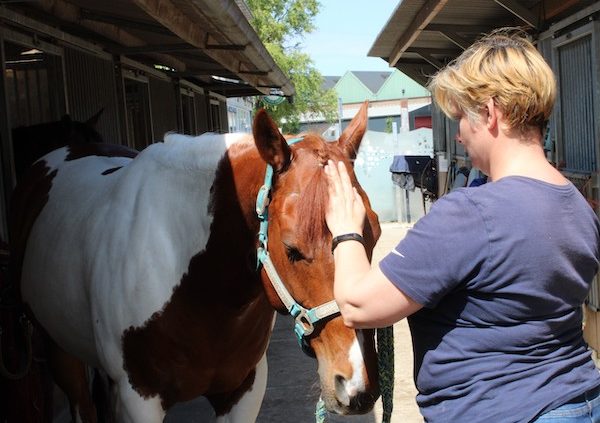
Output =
[{"x1": 285, "y1": 244, "x2": 305, "y2": 263}]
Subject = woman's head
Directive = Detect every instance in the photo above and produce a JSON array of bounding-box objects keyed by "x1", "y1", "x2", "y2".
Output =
[{"x1": 428, "y1": 28, "x2": 556, "y2": 134}]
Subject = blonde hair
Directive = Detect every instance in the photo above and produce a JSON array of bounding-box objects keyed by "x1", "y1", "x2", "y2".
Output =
[{"x1": 428, "y1": 28, "x2": 556, "y2": 133}]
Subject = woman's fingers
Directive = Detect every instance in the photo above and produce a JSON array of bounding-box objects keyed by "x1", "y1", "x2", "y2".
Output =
[
  {"x1": 326, "y1": 160, "x2": 343, "y2": 198},
  {"x1": 330, "y1": 160, "x2": 354, "y2": 209},
  {"x1": 337, "y1": 160, "x2": 354, "y2": 201},
  {"x1": 353, "y1": 187, "x2": 366, "y2": 214}
]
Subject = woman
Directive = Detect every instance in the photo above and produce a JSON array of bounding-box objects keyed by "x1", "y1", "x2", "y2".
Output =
[{"x1": 325, "y1": 29, "x2": 600, "y2": 422}]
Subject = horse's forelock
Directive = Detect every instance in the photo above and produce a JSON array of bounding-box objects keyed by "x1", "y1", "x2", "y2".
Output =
[{"x1": 295, "y1": 150, "x2": 331, "y2": 250}]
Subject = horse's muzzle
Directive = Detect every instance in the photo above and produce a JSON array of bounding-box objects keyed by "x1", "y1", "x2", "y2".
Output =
[{"x1": 324, "y1": 374, "x2": 379, "y2": 415}]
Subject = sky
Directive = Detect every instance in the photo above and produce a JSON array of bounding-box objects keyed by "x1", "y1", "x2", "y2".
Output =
[{"x1": 301, "y1": 1, "x2": 399, "y2": 77}]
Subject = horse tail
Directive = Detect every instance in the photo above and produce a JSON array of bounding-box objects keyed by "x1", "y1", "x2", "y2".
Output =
[
  {"x1": 0, "y1": 312, "x2": 33, "y2": 380},
  {"x1": 0, "y1": 162, "x2": 49, "y2": 382},
  {"x1": 0, "y1": 241, "x2": 33, "y2": 381}
]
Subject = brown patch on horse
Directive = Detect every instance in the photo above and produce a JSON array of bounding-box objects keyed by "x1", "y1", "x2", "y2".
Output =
[
  {"x1": 121, "y1": 149, "x2": 273, "y2": 413},
  {"x1": 205, "y1": 369, "x2": 256, "y2": 415},
  {"x1": 9, "y1": 161, "x2": 58, "y2": 300},
  {"x1": 4, "y1": 161, "x2": 60, "y2": 422},
  {"x1": 66, "y1": 143, "x2": 138, "y2": 161}
]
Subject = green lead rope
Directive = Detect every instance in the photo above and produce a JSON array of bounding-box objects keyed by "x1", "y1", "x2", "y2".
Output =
[
  {"x1": 315, "y1": 326, "x2": 395, "y2": 423},
  {"x1": 377, "y1": 325, "x2": 394, "y2": 423},
  {"x1": 315, "y1": 397, "x2": 327, "y2": 423}
]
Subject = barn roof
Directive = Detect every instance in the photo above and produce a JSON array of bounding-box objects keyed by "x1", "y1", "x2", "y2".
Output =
[
  {"x1": 350, "y1": 71, "x2": 392, "y2": 94},
  {"x1": 368, "y1": 0, "x2": 595, "y2": 87},
  {"x1": 2, "y1": 0, "x2": 294, "y2": 98}
]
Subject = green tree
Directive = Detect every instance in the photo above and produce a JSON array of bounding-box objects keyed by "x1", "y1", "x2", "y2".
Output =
[
  {"x1": 247, "y1": 0, "x2": 338, "y2": 133},
  {"x1": 385, "y1": 116, "x2": 393, "y2": 133}
]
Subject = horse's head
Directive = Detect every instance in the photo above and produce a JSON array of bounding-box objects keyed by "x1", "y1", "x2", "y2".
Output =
[{"x1": 252, "y1": 102, "x2": 381, "y2": 415}]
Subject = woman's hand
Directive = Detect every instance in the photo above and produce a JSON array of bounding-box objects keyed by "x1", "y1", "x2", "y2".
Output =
[{"x1": 324, "y1": 160, "x2": 366, "y2": 237}]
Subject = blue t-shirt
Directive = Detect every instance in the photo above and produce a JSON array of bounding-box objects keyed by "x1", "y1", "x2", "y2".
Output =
[{"x1": 380, "y1": 176, "x2": 600, "y2": 422}]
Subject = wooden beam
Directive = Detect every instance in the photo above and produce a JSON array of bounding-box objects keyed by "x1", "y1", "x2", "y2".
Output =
[
  {"x1": 439, "y1": 31, "x2": 471, "y2": 50},
  {"x1": 411, "y1": 49, "x2": 445, "y2": 70},
  {"x1": 406, "y1": 47, "x2": 462, "y2": 56},
  {"x1": 131, "y1": 1, "x2": 208, "y2": 48},
  {"x1": 131, "y1": 0, "x2": 264, "y2": 90},
  {"x1": 397, "y1": 57, "x2": 437, "y2": 65},
  {"x1": 83, "y1": 10, "x2": 244, "y2": 51},
  {"x1": 36, "y1": 0, "x2": 186, "y2": 71},
  {"x1": 205, "y1": 44, "x2": 246, "y2": 51},
  {"x1": 425, "y1": 23, "x2": 500, "y2": 34},
  {"x1": 539, "y1": 0, "x2": 580, "y2": 20},
  {"x1": 396, "y1": 64, "x2": 435, "y2": 87},
  {"x1": 493, "y1": 0, "x2": 539, "y2": 28},
  {"x1": 79, "y1": 8, "x2": 172, "y2": 35},
  {"x1": 112, "y1": 43, "x2": 197, "y2": 54},
  {"x1": 197, "y1": 83, "x2": 251, "y2": 91},
  {"x1": 177, "y1": 69, "x2": 237, "y2": 77},
  {"x1": 238, "y1": 70, "x2": 269, "y2": 76},
  {"x1": 388, "y1": 0, "x2": 449, "y2": 67}
]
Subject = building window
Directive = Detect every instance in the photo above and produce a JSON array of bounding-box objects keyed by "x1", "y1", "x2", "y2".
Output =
[
  {"x1": 124, "y1": 76, "x2": 153, "y2": 150},
  {"x1": 5, "y1": 41, "x2": 65, "y2": 127},
  {"x1": 210, "y1": 100, "x2": 221, "y2": 132},
  {"x1": 552, "y1": 23, "x2": 598, "y2": 174}
]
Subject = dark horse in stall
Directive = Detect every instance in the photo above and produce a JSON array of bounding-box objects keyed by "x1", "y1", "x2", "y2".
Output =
[
  {"x1": 11, "y1": 109, "x2": 104, "y2": 182},
  {"x1": 1, "y1": 109, "x2": 105, "y2": 422},
  {"x1": 9, "y1": 102, "x2": 381, "y2": 422}
]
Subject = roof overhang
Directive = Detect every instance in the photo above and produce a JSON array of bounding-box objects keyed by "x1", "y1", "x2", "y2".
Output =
[
  {"x1": 2, "y1": 0, "x2": 294, "y2": 98},
  {"x1": 369, "y1": 0, "x2": 590, "y2": 86}
]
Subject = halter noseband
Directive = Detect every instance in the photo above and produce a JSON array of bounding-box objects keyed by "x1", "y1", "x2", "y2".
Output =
[{"x1": 255, "y1": 137, "x2": 340, "y2": 356}]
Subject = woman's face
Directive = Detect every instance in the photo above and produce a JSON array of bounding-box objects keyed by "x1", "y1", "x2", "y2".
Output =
[{"x1": 455, "y1": 110, "x2": 489, "y2": 173}]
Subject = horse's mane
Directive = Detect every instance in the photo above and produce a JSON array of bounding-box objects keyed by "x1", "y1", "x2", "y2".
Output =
[{"x1": 295, "y1": 146, "x2": 331, "y2": 250}]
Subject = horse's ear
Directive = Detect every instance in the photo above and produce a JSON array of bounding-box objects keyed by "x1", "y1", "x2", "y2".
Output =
[
  {"x1": 253, "y1": 109, "x2": 291, "y2": 172},
  {"x1": 86, "y1": 107, "x2": 104, "y2": 128},
  {"x1": 337, "y1": 101, "x2": 368, "y2": 161}
]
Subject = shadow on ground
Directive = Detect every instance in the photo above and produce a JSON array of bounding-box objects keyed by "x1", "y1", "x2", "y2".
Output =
[
  {"x1": 256, "y1": 315, "x2": 376, "y2": 423},
  {"x1": 165, "y1": 314, "x2": 376, "y2": 422}
]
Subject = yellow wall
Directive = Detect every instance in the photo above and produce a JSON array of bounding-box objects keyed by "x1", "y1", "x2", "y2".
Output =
[{"x1": 583, "y1": 306, "x2": 600, "y2": 367}]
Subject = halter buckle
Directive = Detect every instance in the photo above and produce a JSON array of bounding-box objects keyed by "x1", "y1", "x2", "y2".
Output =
[
  {"x1": 291, "y1": 304, "x2": 315, "y2": 338},
  {"x1": 256, "y1": 184, "x2": 270, "y2": 220}
]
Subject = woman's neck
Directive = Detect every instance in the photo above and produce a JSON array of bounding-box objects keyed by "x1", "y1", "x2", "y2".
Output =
[{"x1": 488, "y1": 134, "x2": 567, "y2": 185}]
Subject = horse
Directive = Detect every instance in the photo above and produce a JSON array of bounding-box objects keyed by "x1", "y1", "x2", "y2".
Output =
[
  {"x1": 10, "y1": 101, "x2": 381, "y2": 422},
  {"x1": 11, "y1": 109, "x2": 104, "y2": 182}
]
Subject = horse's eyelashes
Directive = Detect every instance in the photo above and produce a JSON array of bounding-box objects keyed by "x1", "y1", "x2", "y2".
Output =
[{"x1": 284, "y1": 244, "x2": 305, "y2": 263}]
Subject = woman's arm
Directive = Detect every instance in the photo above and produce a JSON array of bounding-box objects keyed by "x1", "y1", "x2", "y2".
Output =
[{"x1": 325, "y1": 160, "x2": 422, "y2": 328}]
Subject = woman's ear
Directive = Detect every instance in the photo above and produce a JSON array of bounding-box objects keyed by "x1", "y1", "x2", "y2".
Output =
[{"x1": 485, "y1": 98, "x2": 498, "y2": 130}]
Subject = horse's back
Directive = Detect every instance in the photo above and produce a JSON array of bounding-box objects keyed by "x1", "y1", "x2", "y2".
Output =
[
  {"x1": 16, "y1": 136, "x2": 239, "y2": 370},
  {"x1": 16, "y1": 144, "x2": 137, "y2": 364}
]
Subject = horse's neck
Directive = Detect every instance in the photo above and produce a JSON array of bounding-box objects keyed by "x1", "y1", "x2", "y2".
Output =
[
  {"x1": 218, "y1": 143, "x2": 266, "y2": 235},
  {"x1": 168, "y1": 143, "x2": 267, "y2": 314}
]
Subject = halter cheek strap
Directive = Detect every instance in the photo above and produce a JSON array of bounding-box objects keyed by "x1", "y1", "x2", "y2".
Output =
[{"x1": 255, "y1": 137, "x2": 341, "y2": 352}]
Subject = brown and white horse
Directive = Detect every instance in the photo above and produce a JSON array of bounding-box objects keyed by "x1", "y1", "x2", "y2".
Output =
[{"x1": 10, "y1": 102, "x2": 381, "y2": 422}]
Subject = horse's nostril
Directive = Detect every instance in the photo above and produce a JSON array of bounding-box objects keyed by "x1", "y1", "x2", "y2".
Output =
[
  {"x1": 332, "y1": 374, "x2": 377, "y2": 414},
  {"x1": 334, "y1": 374, "x2": 356, "y2": 407}
]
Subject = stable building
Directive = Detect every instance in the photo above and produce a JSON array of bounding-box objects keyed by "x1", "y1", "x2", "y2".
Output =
[{"x1": 0, "y1": 0, "x2": 294, "y2": 243}]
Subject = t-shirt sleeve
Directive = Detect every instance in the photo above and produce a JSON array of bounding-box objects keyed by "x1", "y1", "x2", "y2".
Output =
[{"x1": 379, "y1": 190, "x2": 489, "y2": 308}]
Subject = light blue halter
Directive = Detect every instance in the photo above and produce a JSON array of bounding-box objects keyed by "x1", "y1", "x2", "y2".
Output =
[
  {"x1": 256, "y1": 137, "x2": 395, "y2": 423},
  {"x1": 255, "y1": 137, "x2": 340, "y2": 355}
]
